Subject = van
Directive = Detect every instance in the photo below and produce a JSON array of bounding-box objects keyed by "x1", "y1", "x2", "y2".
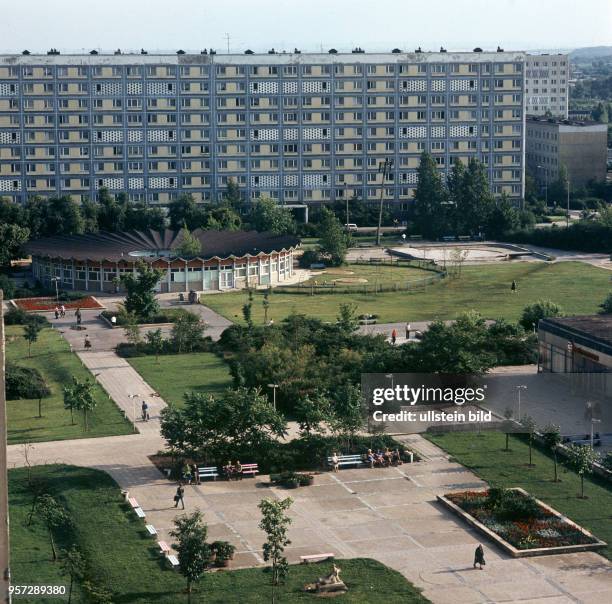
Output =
[{"x1": 344, "y1": 223, "x2": 358, "y2": 231}]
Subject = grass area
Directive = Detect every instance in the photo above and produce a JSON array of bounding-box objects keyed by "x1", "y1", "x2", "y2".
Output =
[
  {"x1": 301, "y1": 264, "x2": 428, "y2": 286},
  {"x1": 426, "y1": 432, "x2": 612, "y2": 560},
  {"x1": 203, "y1": 261, "x2": 612, "y2": 325},
  {"x1": 9, "y1": 465, "x2": 430, "y2": 603},
  {"x1": 6, "y1": 326, "x2": 131, "y2": 444},
  {"x1": 128, "y1": 352, "x2": 233, "y2": 407}
]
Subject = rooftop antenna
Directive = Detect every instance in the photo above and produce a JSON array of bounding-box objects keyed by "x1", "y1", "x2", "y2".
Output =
[{"x1": 224, "y1": 33, "x2": 230, "y2": 54}]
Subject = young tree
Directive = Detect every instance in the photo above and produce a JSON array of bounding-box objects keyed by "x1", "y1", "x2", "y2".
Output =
[
  {"x1": 258, "y1": 497, "x2": 293, "y2": 594},
  {"x1": 170, "y1": 510, "x2": 212, "y2": 600},
  {"x1": 329, "y1": 383, "x2": 364, "y2": 450},
  {"x1": 36, "y1": 494, "x2": 68, "y2": 561},
  {"x1": 145, "y1": 328, "x2": 165, "y2": 363},
  {"x1": 177, "y1": 226, "x2": 202, "y2": 258},
  {"x1": 251, "y1": 197, "x2": 296, "y2": 235},
  {"x1": 318, "y1": 207, "x2": 348, "y2": 266},
  {"x1": 170, "y1": 312, "x2": 206, "y2": 353},
  {"x1": 242, "y1": 290, "x2": 254, "y2": 328},
  {"x1": 262, "y1": 291, "x2": 270, "y2": 325},
  {"x1": 23, "y1": 321, "x2": 42, "y2": 358},
  {"x1": 123, "y1": 312, "x2": 143, "y2": 348},
  {"x1": 566, "y1": 443, "x2": 599, "y2": 498},
  {"x1": 60, "y1": 546, "x2": 85, "y2": 604},
  {"x1": 120, "y1": 260, "x2": 164, "y2": 321},
  {"x1": 542, "y1": 423, "x2": 562, "y2": 482},
  {"x1": 520, "y1": 300, "x2": 564, "y2": 332},
  {"x1": 336, "y1": 303, "x2": 359, "y2": 336},
  {"x1": 520, "y1": 415, "x2": 538, "y2": 467},
  {"x1": 294, "y1": 393, "x2": 331, "y2": 437},
  {"x1": 412, "y1": 151, "x2": 449, "y2": 238},
  {"x1": 63, "y1": 377, "x2": 97, "y2": 431}
]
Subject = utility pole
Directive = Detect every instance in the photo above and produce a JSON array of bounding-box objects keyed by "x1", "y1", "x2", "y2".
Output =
[
  {"x1": 0, "y1": 289, "x2": 11, "y2": 603},
  {"x1": 224, "y1": 33, "x2": 230, "y2": 54},
  {"x1": 376, "y1": 158, "x2": 393, "y2": 247}
]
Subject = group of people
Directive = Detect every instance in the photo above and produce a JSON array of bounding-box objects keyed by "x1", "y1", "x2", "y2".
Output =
[
  {"x1": 53, "y1": 305, "x2": 67, "y2": 319},
  {"x1": 223, "y1": 460, "x2": 243, "y2": 480},
  {"x1": 365, "y1": 448, "x2": 403, "y2": 468},
  {"x1": 390, "y1": 323, "x2": 412, "y2": 345},
  {"x1": 180, "y1": 462, "x2": 200, "y2": 486}
]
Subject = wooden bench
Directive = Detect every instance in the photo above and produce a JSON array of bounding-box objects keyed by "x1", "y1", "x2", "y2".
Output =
[
  {"x1": 145, "y1": 524, "x2": 157, "y2": 537},
  {"x1": 198, "y1": 466, "x2": 219, "y2": 481},
  {"x1": 240, "y1": 463, "x2": 259, "y2": 478},
  {"x1": 134, "y1": 507, "x2": 146, "y2": 519},
  {"x1": 442, "y1": 236, "x2": 456, "y2": 242},
  {"x1": 128, "y1": 497, "x2": 140, "y2": 509},
  {"x1": 327, "y1": 454, "x2": 365, "y2": 469},
  {"x1": 300, "y1": 553, "x2": 335, "y2": 564},
  {"x1": 167, "y1": 554, "x2": 179, "y2": 569},
  {"x1": 158, "y1": 541, "x2": 171, "y2": 555}
]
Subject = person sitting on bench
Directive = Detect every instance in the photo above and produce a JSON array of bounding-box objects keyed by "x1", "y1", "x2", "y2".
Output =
[
  {"x1": 366, "y1": 449, "x2": 375, "y2": 468},
  {"x1": 392, "y1": 449, "x2": 403, "y2": 465},
  {"x1": 223, "y1": 461, "x2": 234, "y2": 480},
  {"x1": 234, "y1": 460, "x2": 243, "y2": 480}
]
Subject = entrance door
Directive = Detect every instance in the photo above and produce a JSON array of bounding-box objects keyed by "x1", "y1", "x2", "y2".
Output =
[{"x1": 220, "y1": 270, "x2": 234, "y2": 289}]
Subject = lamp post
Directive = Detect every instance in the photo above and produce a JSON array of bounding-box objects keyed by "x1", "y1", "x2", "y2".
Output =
[
  {"x1": 515, "y1": 385, "x2": 527, "y2": 419},
  {"x1": 128, "y1": 393, "x2": 140, "y2": 431},
  {"x1": 267, "y1": 383, "x2": 279, "y2": 411},
  {"x1": 376, "y1": 158, "x2": 393, "y2": 246},
  {"x1": 585, "y1": 401, "x2": 602, "y2": 449},
  {"x1": 385, "y1": 373, "x2": 395, "y2": 390},
  {"x1": 51, "y1": 276, "x2": 60, "y2": 304}
]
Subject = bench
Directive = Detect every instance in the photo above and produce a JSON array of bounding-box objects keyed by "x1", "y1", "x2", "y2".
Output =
[
  {"x1": 167, "y1": 555, "x2": 179, "y2": 569},
  {"x1": 145, "y1": 524, "x2": 157, "y2": 537},
  {"x1": 198, "y1": 466, "x2": 219, "y2": 481},
  {"x1": 240, "y1": 463, "x2": 259, "y2": 478},
  {"x1": 442, "y1": 236, "x2": 456, "y2": 242},
  {"x1": 327, "y1": 454, "x2": 365, "y2": 469},
  {"x1": 457, "y1": 235, "x2": 471, "y2": 241},
  {"x1": 128, "y1": 497, "x2": 140, "y2": 509},
  {"x1": 158, "y1": 541, "x2": 171, "y2": 555},
  {"x1": 134, "y1": 507, "x2": 146, "y2": 519},
  {"x1": 300, "y1": 553, "x2": 335, "y2": 564}
]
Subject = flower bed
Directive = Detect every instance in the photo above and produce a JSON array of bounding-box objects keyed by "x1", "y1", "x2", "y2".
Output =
[
  {"x1": 438, "y1": 487, "x2": 606, "y2": 557},
  {"x1": 12, "y1": 296, "x2": 103, "y2": 312}
]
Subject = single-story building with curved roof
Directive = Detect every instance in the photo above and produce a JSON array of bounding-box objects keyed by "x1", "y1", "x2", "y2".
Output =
[{"x1": 26, "y1": 229, "x2": 300, "y2": 293}]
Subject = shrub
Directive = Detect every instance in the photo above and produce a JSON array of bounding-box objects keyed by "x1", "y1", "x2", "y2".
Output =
[
  {"x1": 519, "y1": 300, "x2": 563, "y2": 331},
  {"x1": 3, "y1": 307, "x2": 50, "y2": 327},
  {"x1": 299, "y1": 249, "x2": 323, "y2": 268},
  {"x1": 485, "y1": 488, "x2": 540, "y2": 521},
  {"x1": 6, "y1": 363, "x2": 51, "y2": 400}
]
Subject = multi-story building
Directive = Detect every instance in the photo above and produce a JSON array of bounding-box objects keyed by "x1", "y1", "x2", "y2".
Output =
[
  {"x1": 0, "y1": 51, "x2": 526, "y2": 208},
  {"x1": 526, "y1": 116, "x2": 608, "y2": 189},
  {"x1": 525, "y1": 54, "x2": 569, "y2": 118}
]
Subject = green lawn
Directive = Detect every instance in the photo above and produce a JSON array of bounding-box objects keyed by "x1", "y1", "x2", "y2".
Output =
[
  {"x1": 203, "y1": 261, "x2": 612, "y2": 325},
  {"x1": 128, "y1": 352, "x2": 233, "y2": 407},
  {"x1": 9, "y1": 465, "x2": 430, "y2": 603},
  {"x1": 301, "y1": 264, "x2": 429, "y2": 286},
  {"x1": 426, "y1": 432, "x2": 612, "y2": 560},
  {"x1": 6, "y1": 326, "x2": 131, "y2": 444}
]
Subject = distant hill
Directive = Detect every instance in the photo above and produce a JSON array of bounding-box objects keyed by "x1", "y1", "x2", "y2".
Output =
[{"x1": 570, "y1": 46, "x2": 612, "y2": 60}]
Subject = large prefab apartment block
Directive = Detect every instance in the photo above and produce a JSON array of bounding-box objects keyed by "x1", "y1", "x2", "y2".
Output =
[
  {"x1": 525, "y1": 54, "x2": 569, "y2": 118},
  {"x1": 0, "y1": 51, "x2": 526, "y2": 207}
]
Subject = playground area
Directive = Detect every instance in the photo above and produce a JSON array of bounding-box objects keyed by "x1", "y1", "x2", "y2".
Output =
[{"x1": 391, "y1": 243, "x2": 537, "y2": 264}]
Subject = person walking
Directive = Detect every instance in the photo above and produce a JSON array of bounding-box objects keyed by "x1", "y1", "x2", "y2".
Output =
[
  {"x1": 473, "y1": 544, "x2": 485, "y2": 570},
  {"x1": 141, "y1": 401, "x2": 149, "y2": 422},
  {"x1": 191, "y1": 463, "x2": 200, "y2": 485},
  {"x1": 60, "y1": 304, "x2": 66, "y2": 318},
  {"x1": 54, "y1": 306, "x2": 60, "y2": 320},
  {"x1": 405, "y1": 323, "x2": 411, "y2": 340},
  {"x1": 331, "y1": 452, "x2": 340, "y2": 473},
  {"x1": 391, "y1": 328, "x2": 397, "y2": 345},
  {"x1": 75, "y1": 307, "x2": 82, "y2": 326},
  {"x1": 84, "y1": 334, "x2": 92, "y2": 350},
  {"x1": 510, "y1": 280, "x2": 517, "y2": 294},
  {"x1": 174, "y1": 485, "x2": 185, "y2": 509}
]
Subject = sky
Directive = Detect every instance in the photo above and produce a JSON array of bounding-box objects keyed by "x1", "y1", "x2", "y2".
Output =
[{"x1": 0, "y1": 0, "x2": 610, "y2": 55}]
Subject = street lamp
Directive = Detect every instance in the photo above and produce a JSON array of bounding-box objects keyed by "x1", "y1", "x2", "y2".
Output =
[
  {"x1": 385, "y1": 373, "x2": 395, "y2": 389},
  {"x1": 585, "y1": 401, "x2": 602, "y2": 449},
  {"x1": 267, "y1": 384, "x2": 279, "y2": 411},
  {"x1": 128, "y1": 393, "x2": 140, "y2": 431},
  {"x1": 51, "y1": 276, "x2": 60, "y2": 304},
  {"x1": 515, "y1": 385, "x2": 527, "y2": 419}
]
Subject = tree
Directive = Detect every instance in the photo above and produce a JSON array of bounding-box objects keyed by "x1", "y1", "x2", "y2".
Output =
[
  {"x1": 60, "y1": 546, "x2": 85, "y2": 604},
  {"x1": 294, "y1": 393, "x2": 331, "y2": 436},
  {"x1": 329, "y1": 383, "x2": 364, "y2": 450},
  {"x1": 63, "y1": 377, "x2": 97, "y2": 431},
  {"x1": 318, "y1": 207, "x2": 348, "y2": 266},
  {"x1": 96, "y1": 188, "x2": 125, "y2": 232},
  {"x1": 36, "y1": 494, "x2": 68, "y2": 561},
  {"x1": 170, "y1": 312, "x2": 206, "y2": 353},
  {"x1": 145, "y1": 328, "x2": 164, "y2": 363},
  {"x1": 23, "y1": 321, "x2": 42, "y2": 358},
  {"x1": 520, "y1": 415, "x2": 537, "y2": 467},
  {"x1": 224, "y1": 178, "x2": 242, "y2": 210},
  {"x1": 80, "y1": 198, "x2": 99, "y2": 233},
  {"x1": 566, "y1": 443, "x2": 599, "y2": 498},
  {"x1": 0, "y1": 274, "x2": 15, "y2": 299},
  {"x1": 599, "y1": 292, "x2": 612, "y2": 314},
  {"x1": 592, "y1": 101, "x2": 609, "y2": 123},
  {"x1": 120, "y1": 261, "x2": 164, "y2": 321},
  {"x1": 251, "y1": 197, "x2": 296, "y2": 235},
  {"x1": 336, "y1": 303, "x2": 359, "y2": 336},
  {"x1": 170, "y1": 510, "x2": 212, "y2": 600},
  {"x1": 542, "y1": 423, "x2": 562, "y2": 482},
  {"x1": 177, "y1": 226, "x2": 202, "y2": 258},
  {"x1": 205, "y1": 206, "x2": 241, "y2": 231},
  {"x1": 242, "y1": 290, "x2": 253, "y2": 328},
  {"x1": 258, "y1": 497, "x2": 293, "y2": 595},
  {"x1": 160, "y1": 387, "x2": 286, "y2": 462},
  {"x1": 548, "y1": 164, "x2": 569, "y2": 207},
  {"x1": 412, "y1": 151, "x2": 449, "y2": 238},
  {"x1": 486, "y1": 193, "x2": 520, "y2": 238},
  {"x1": 0, "y1": 223, "x2": 30, "y2": 267},
  {"x1": 168, "y1": 193, "x2": 207, "y2": 231},
  {"x1": 123, "y1": 312, "x2": 143, "y2": 348},
  {"x1": 42, "y1": 195, "x2": 85, "y2": 236},
  {"x1": 520, "y1": 300, "x2": 564, "y2": 332}
]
